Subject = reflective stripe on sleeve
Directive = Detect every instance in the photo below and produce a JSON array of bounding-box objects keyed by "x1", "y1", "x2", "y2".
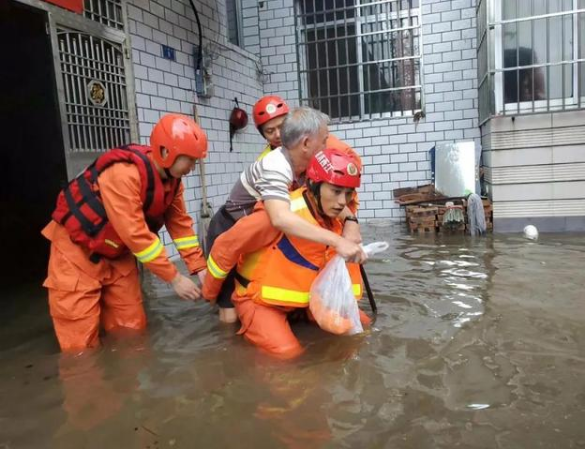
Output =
[
  {"x1": 173, "y1": 235, "x2": 199, "y2": 250},
  {"x1": 207, "y1": 255, "x2": 229, "y2": 280},
  {"x1": 134, "y1": 238, "x2": 164, "y2": 263}
]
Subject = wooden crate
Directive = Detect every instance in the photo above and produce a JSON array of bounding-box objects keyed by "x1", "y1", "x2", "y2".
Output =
[
  {"x1": 404, "y1": 205, "x2": 494, "y2": 234},
  {"x1": 409, "y1": 217, "x2": 437, "y2": 226},
  {"x1": 417, "y1": 184, "x2": 435, "y2": 195},
  {"x1": 393, "y1": 186, "x2": 418, "y2": 198},
  {"x1": 409, "y1": 223, "x2": 437, "y2": 234},
  {"x1": 394, "y1": 183, "x2": 435, "y2": 199},
  {"x1": 407, "y1": 207, "x2": 438, "y2": 222},
  {"x1": 402, "y1": 198, "x2": 495, "y2": 234}
]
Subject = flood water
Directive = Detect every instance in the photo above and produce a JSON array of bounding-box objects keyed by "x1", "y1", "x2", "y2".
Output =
[{"x1": 1, "y1": 226, "x2": 585, "y2": 449}]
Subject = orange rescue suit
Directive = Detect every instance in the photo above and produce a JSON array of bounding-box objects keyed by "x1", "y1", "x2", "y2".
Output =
[
  {"x1": 43, "y1": 148, "x2": 206, "y2": 351},
  {"x1": 233, "y1": 191, "x2": 362, "y2": 308},
  {"x1": 203, "y1": 188, "x2": 364, "y2": 357}
]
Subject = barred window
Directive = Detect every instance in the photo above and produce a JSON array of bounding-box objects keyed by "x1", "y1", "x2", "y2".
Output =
[
  {"x1": 227, "y1": 0, "x2": 243, "y2": 47},
  {"x1": 479, "y1": 0, "x2": 585, "y2": 121},
  {"x1": 296, "y1": 0, "x2": 422, "y2": 122},
  {"x1": 84, "y1": 0, "x2": 123, "y2": 30}
]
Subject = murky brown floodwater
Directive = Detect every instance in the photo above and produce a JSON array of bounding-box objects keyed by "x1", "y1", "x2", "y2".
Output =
[{"x1": 1, "y1": 226, "x2": 585, "y2": 449}]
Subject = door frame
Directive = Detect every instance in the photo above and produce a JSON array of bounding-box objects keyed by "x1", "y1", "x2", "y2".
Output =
[{"x1": 12, "y1": 0, "x2": 138, "y2": 179}]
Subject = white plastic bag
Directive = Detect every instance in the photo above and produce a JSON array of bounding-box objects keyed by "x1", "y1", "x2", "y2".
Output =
[
  {"x1": 309, "y1": 241, "x2": 389, "y2": 335},
  {"x1": 309, "y1": 255, "x2": 363, "y2": 335},
  {"x1": 362, "y1": 241, "x2": 389, "y2": 257}
]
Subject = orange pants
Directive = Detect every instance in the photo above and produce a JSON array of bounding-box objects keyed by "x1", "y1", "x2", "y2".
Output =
[
  {"x1": 233, "y1": 296, "x2": 372, "y2": 359},
  {"x1": 44, "y1": 243, "x2": 146, "y2": 351},
  {"x1": 234, "y1": 296, "x2": 304, "y2": 359}
]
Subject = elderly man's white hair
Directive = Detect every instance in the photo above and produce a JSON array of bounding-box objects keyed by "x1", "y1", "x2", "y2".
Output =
[{"x1": 281, "y1": 107, "x2": 330, "y2": 149}]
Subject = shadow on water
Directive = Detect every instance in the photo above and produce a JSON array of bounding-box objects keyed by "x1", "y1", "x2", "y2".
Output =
[{"x1": 1, "y1": 226, "x2": 585, "y2": 448}]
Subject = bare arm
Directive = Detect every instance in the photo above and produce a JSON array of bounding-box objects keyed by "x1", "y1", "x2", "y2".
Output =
[
  {"x1": 342, "y1": 219, "x2": 362, "y2": 244},
  {"x1": 264, "y1": 199, "x2": 367, "y2": 263},
  {"x1": 338, "y1": 206, "x2": 362, "y2": 244}
]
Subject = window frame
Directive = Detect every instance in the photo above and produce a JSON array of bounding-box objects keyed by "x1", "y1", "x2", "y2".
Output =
[
  {"x1": 491, "y1": 0, "x2": 585, "y2": 117},
  {"x1": 226, "y1": 0, "x2": 243, "y2": 48},
  {"x1": 295, "y1": 0, "x2": 424, "y2": 123}
]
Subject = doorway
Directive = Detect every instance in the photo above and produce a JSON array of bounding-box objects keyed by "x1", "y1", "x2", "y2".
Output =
[{"x1": 0, "y1": 0, "x2": 68, "y2": 287}]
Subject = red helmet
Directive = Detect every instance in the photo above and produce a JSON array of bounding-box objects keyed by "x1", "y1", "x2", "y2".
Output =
[
  {"x1": 150, "y1": 114, "x2": 208, "y2": 169},
  {"x1": 306, "y1": 148, "x2": 361, "y2": 188},
  {"x1": 253, "y1": 95, "x2": 289, "y2": 131},
  {"x1": 229, "y1": 107, "x2": 249, "y2": 130},
  {"x1": 325, "y1": 134, "x2": 362, "y2": 172}
]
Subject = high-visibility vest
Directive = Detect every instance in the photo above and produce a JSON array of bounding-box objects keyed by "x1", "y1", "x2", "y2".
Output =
[
  {"x1": 232, "y1": 188, "x2": 362, "y2": 308},
  {"x1": 51, "y1": 144, "x2": 181, "y2": 259},
  {"x1": 256, "y1": 143, "x2": 272, "y2": 161}
]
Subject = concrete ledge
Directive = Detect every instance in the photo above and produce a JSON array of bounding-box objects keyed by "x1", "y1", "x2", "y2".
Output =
[{"x1": 494, "y1": 216, "x2": 585, "y2": 233}]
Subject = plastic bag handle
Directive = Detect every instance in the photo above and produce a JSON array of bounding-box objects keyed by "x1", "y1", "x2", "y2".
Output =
[{"x1": 362, "y1": 241, "x2": 389, "y2": 257}]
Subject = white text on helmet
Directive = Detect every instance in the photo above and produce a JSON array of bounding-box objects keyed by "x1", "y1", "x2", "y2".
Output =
[{"x1": 316, "y1": 152, "x2": 333, "y2": 174}]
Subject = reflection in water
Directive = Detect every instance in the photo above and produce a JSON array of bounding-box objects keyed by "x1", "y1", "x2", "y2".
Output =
[{"x1": 1, "y1": 227, "x2": 585, "y2": 448}]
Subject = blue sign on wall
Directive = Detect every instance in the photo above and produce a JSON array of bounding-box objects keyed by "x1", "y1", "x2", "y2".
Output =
[{"x1": 162, "y1": 45, "x2": 176, "y2": 61}]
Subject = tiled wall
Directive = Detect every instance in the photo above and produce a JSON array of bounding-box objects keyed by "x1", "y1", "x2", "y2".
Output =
[
  {"x1": 258, "y1": 0, "x2": 481, "y2": 220},
  {"x1": 126, "y1": 0, "x2": 266, "y2": 255},
  {"x1": 127, "y1": 0, "x2": 482, "y2": 234}
]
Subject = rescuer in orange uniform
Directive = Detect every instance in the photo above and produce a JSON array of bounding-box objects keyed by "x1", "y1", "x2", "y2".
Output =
[
  {"x1": 42, "y1": 114, "x2": 209, "y2": 351},
  {"x1": 205, "y1": 107, "x2": 366, "y2": 325},
  {"x1": 253, "y1": 95, "x2": 290, "y2": 160},
  {"x1": 202, "y1": 148, "x2": 370, "y2": 358}
]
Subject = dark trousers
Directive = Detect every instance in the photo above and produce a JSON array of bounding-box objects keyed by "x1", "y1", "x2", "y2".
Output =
[{"x1": 205, "y1": 206, "x2": 238, "y2": 308}]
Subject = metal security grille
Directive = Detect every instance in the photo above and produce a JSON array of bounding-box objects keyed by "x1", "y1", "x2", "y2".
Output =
[
  {"x1": 57, "y1": 27, "x2": 131, "y2": 152},
  {"x1": 296, "y1": 0, "x2": 422, "y2": 122},
  {"x1": 84, "y1": 0, "x2": 124, "y2": 30},
  {"x1": 479, "y1": 0, "x2": 585, "y2": 123}
]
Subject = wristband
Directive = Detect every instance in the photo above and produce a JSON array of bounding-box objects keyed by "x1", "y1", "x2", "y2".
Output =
[{"x1": 344, "y1": 216, "x2": 359, "y2": 225}]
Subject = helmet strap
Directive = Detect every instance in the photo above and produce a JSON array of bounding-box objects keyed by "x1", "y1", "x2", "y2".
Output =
[
  {"x1": 164, "y1": 167, "x2": 174, "y2": 179},
  {"x1": 305, "y1": 182, "x2": 335, "y2": 229},
  {"x1": 308, "y1": 180, "x2": 324, "y2": 215}
]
